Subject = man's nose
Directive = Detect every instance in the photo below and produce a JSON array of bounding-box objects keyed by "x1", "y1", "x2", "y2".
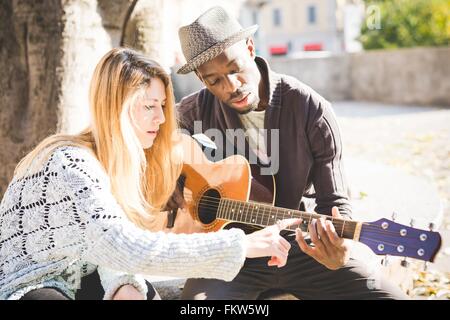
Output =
[{"x1": 224, "y1": 74, "x2": 242, "y2": 93}]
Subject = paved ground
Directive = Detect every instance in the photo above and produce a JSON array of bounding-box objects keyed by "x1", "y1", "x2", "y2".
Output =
[
  {"x1": 258, "y1": 101, "x2": 449, "y2": 300},
  {"x1": 335, "y1": 101, "x2": 450, "y2": 299}
]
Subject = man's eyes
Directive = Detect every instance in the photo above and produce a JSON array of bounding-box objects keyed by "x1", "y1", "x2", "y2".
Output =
[
  {"x1": 206, "y1": 65, "x2": 244, "y2": 86},
  {"x1": 208, "y1": 79, "x2": 219, "y2": 86}
]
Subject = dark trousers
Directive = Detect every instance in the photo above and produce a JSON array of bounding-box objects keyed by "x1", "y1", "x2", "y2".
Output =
[
  {"x1": 181, "y1": 240, "x2": 409, "y2": 300},
  {"x1": 20, "y1": 270, "x2": 158, "y2": 300}
]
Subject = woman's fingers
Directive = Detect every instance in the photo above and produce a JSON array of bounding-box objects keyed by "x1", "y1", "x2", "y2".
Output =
[
  {"x1": 267, "y1": 256, "x2": 279, "y2": 267},
  {"x1": 247, "y1": 218, "x2": 302, "y2": 267},
  {"x1": 267, "y1": 245, "x2": 288, "y2": 268},
  {"x1": 266, "y1": 233, "x2": 291, "y2": 268},
  {"x1": 266, "y1": 218, "x2": 303, "y2": 267},
  {"x1": 279, "y1": 237, "x2": 291, "y2": 252},
  {"x1": 276, "y1": 218, "x2": 302, "y2": 231},
  {"x1": 268, "y1": 256, "x2": 286, "y2": 268}
]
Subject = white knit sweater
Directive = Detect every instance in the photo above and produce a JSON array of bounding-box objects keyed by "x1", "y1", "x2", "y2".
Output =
[{"x1": 0, "y1": 146, "x2": 246, "y2": 300}]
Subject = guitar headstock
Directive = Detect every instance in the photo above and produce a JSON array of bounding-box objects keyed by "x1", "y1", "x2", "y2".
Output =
[{"x1": 359, "y1": 218, "x2": 441, "y2": 262}]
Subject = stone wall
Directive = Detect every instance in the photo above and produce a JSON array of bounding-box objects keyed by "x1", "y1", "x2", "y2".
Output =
[
  {"x1": 350, "y1": 47, "x2": 450, "y2": 106},
  {"x1": 268, "y1": 47, "x2": 450, "y2": 106},
  {"x1": 268, "y1": 53, "x2": 351, "y2": 101}
]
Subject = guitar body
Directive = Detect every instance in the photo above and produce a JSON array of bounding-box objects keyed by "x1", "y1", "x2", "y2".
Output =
[{"x1": 181, "y1": 135, "x2": 275, "y2": 234}]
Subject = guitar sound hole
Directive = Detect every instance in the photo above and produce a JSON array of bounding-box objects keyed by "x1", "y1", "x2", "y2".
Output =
[{"x1": 198, "y1": 189, "x2": 221, "y2": 224}]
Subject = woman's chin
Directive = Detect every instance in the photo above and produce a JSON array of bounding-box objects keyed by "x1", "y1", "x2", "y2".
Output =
[{"x1": 142, "y1": 140, "x2": 154, "y2": 150}]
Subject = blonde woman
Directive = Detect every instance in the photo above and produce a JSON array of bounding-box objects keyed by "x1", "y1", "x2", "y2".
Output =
[{"x1": 0, "y1": 48, "x2": 298, "y2": 300}]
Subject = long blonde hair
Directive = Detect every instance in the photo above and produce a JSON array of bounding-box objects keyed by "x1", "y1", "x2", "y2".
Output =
[{"x1": 14, "y1": 48, "x2": 182, "y2": 229}]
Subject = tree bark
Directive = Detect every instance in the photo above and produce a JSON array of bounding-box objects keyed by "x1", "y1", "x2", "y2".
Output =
[
  {"x1": 0, "y1": 0, "x2": 64, "y2": 195},
  {"x1": 0, "y1": 0, "x2": 138, "y2": 197},
  {"x1": 122, "y1": 0, "x2": 169, "y2": 68}
]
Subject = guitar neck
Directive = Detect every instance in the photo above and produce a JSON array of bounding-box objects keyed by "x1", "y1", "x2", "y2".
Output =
[{"x1": 217, "y1": 198, "x2": 361, "y2": 240}]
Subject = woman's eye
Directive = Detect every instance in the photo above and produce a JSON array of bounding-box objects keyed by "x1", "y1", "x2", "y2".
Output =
[
  {"x1": 209, "y1": 79, "x2": 219, "y2": 86},
  {"x1": 144, "y1": 105, "x2": 154, "y2": 111}
]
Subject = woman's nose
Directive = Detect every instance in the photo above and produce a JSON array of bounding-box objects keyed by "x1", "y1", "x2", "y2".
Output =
[{"x1": 153, "y1": 105, "x2": 165, "y2": 125}]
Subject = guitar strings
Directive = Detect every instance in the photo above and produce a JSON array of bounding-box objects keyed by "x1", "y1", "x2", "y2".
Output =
[
  {"x1": 200, "y1": 197, "x2": 433, "y2": 256},
  {"x1": 194, "y1": 196, "x2": 434, "y2": 240},
  {"x1": 197, "y1": 195, "x2": 385, "y2": 229},
  {"x1": 197, "y1": 197, "x2": 418, "y2": 235},
  {"x1": 190, "y1": 193, "x2": 434, "y2": 240},
  {"x1": 195, "y1": 201, "x2": 436, "y2": 257},
  {"x1": 197, "y1": 194, "x2": 422, "y2": 233},
  {"x1": 176, "y1": 190, "x2": 436, "y2": 257}
]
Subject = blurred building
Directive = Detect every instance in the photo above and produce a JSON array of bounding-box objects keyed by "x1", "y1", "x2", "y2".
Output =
[{"x1": 240, "y1": 0, "x2": 364, "y2": 58}]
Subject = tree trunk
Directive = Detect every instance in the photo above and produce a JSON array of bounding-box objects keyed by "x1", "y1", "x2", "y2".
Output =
[
  {"x1": 0, "y1": 0, "x2": 137, "y2": 197},
  {"x1": 0, "y1": 0, "x2": 64, "y2": 195},
  {"x1": 122, "y1": 0, "x2": 171, "y2": 69}
]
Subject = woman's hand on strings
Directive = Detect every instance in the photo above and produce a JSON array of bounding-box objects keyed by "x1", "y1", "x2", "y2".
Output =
[{"x1": 244, "y1": 218, "x2": 302, "y2": 268}]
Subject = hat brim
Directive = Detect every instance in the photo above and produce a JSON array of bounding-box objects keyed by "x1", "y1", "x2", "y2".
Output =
[{"x1": 177, "y1": 25, "x2": 258, "y2": 74}]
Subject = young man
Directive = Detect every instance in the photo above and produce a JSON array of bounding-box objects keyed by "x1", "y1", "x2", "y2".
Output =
[{"x1": 171, "y1": 6, "x2": 407, "y2": 299}]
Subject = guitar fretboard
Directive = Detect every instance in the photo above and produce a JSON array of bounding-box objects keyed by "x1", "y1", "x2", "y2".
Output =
[{"x1": 216, "y1": 198, "x2": 358, "y2": 239}]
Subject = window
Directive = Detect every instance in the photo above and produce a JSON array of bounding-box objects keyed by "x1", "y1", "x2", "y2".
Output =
[
  {"x1": 308, "y1": 5, "x2": 316, "y2": 24},
  {"x1": 273, "y1": 8, "x2": 282, "y2": 27}
]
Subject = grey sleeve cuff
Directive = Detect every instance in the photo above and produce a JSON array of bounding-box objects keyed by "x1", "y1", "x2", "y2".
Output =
[{"x1": 97, "y1": 266, "x2": 148, "y2": 300}]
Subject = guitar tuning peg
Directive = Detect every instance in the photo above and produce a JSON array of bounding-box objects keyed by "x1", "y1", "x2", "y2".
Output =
[
  {"x1": 381, "y1": 255, "x2": 389, "y2": 266},
  {"x1": 391, "y1": 212, "x2": 397, "y2": 221},
  {"x1": 429, "y1": 222, "x2": 435, "y2": 231},
  {"x1": 409, "y1": 218, "x2": 415, "y2": 227},
  {"x1": 401, "y1": 257, "x2": 409, "y2": 268}
]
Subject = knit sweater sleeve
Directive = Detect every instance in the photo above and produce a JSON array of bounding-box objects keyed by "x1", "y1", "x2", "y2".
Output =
[{"x1": 53, "y1": 147, "x2": 246, "y2": 282}]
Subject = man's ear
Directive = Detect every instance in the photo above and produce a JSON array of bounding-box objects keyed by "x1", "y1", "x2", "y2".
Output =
[
  {"x1": 194, "y1": 69, "x2": 204, "y2": 83},
  {"x1": 246, "y1": 37, "x2": 256, "y2": 59}
]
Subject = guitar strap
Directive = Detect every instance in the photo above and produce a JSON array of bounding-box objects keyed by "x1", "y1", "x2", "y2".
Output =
[
  {"x1": 166, "y1": 208, "x2": 177, "y2": 228},
  {"x1": 166, "y1": 174, "x2": 186, "y2": 228}
]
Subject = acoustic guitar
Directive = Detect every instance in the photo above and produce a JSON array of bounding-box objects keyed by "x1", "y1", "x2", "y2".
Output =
[{"x1": 179, "y1": 135, "x2": 441, "y2": 263}]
